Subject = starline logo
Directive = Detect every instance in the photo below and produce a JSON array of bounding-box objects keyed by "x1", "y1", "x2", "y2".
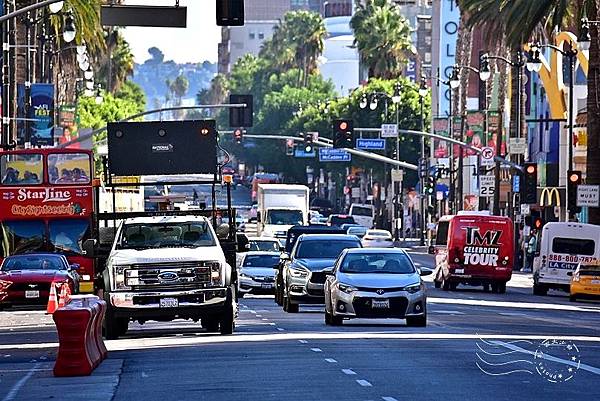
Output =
[{"x1": 17, "y1": 188, "x2": 72, "y2": 203}]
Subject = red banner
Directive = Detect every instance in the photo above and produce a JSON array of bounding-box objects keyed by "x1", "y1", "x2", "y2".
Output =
[{"x1": 0, "y1": 186, "x2": 93, "y2": 219}]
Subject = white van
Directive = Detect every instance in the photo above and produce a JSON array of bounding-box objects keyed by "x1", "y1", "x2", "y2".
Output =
[
  {"x1": 349, "y1": 203, "x2": 374, "y2": 228},
  {"x1": 533, "y1": 222, "x2": 600, "y2": 295}
]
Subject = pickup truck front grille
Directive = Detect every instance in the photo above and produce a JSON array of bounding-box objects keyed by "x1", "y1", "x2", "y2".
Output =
[{"x1": 126, "y1": 262, "x2": 213, "y2": 291}]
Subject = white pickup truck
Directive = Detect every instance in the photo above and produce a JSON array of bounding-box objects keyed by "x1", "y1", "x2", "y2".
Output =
[{"x1": 99, "y1": 215, "x2": 237, "y2": 339}]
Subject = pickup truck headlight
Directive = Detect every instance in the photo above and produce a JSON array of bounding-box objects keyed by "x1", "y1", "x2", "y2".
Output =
[
  {"x1": 289, "y1": 267, "x2": 309, "y2": 278},
  {"x1": 337, "y1": 282, "x2": 358, "y2": 294},
  {"x1": 113, "y1": 265, "x2": 131, "y2": 290},
  {"x1": 404, "y1": 283, "x2": 422, "y2": 294}
]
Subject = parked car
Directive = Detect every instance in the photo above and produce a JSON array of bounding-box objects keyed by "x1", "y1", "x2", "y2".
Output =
[
  {"x1": 238, "y1": 252, "x2": 280, "y2": 297},
  {"x1": 0, "y1": 253, "x2": 80, "y2": 309},
  {"x1": 279, "y1": 234, "x2": 362, "y2": 313},
  {"x1": 569, "y1": 261, "x2": 600, "y2": 302},
  {"x1": 362, "y1": 229, "x2": 394, "y2": 248},
  {"x1": 324, "y1": 248, "x2": 431, "y2": 326}
]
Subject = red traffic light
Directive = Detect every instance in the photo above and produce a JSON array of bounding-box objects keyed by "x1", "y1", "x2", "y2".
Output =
[
  {"x1": 339, "y1": 121, "x2": 348, "y2": 130},
  {"x1": 526, "y1": 165, "x2": 536, "y2": 175},
  {"x1": 534, "y1": 218, "x2": 543, "y2": 229},
  {"x1": 569, "y1": 171, "x2": 581, "y2": 183}
]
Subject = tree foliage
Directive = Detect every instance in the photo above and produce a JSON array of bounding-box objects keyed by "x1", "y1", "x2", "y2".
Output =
[{"x1": 350, "y1": 0, "x2": 414, "y2": 79}]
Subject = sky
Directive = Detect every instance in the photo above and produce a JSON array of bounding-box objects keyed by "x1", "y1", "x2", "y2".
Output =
[{"x1": 121, "y1": 0, "x2": 220, "y2": 64}]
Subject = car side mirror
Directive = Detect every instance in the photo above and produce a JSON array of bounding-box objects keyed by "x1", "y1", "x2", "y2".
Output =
[
  {"x1": 82, "y1": 239, "x2": 96, "y2": 257},
  {"x1": 69, "y1": 263, "x2": 81, "y2": 271},
  {"x1": 419, "y1": 268, "x2": 433, "y2": 276}
]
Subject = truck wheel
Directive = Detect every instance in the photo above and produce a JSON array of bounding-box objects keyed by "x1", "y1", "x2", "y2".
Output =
[
  {"x1": 569, "y1": 295, "x2": 577, "y2": 302},
  {"x1": 406, "y1": 314, "x2": 427, "y2": 327},
  {"x1": 497, "y1": 282, "x2": 507, "y2": 294},
  {"x1": 533, "y1": 282, "x2": 548, "y2": 296},
  {"x1": 220, "y1": 286, "x2": 236, "y2": 335},
  {"x1": 325, "y1": 310, "x2": 332, "y2": 325},
  {"x1": 441, "y1": 278, "x2": 450, "y2": 291},
  {"x1": 330, "y1": 314, "x2": 343, "y2": 326},
  {"x1": 104, "y1": 312, "x2": 127, "y2": 340},
  {"x1": 202, "y1": 318, "x2": 220, "y2": 332},
  {"x1": 434, "y1": 279, "x2": 441, "y2": 289},
  {"x1": 483, "y1": 284, "x2": 490, "y2": 292}
]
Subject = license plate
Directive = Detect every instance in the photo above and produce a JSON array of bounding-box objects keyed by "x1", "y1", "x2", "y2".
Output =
[
  {"x1": 261, "y1": 283, "x2": 273, "y2": 289},
  {"x1": 592, "y1": 280, "x2": 600, "y2": 284},
  {"x1": 372, "y1": 299, "x2": 390, "y2": 309},
  {"x1": 159, "y1": 298, "x2": 179, "y2": 308},
  {"x1": 25, "y1": 290, "x2": 39, "y2": 298},
  {"x1": 455, "y1": 269, "x2": 465, "y2": 274}
]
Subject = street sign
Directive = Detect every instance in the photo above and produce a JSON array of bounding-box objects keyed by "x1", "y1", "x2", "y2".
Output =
[
  {"x1": 520, "y1": 204, "x2": 530, "y2": 215},
  {"x1": 512, "y1": 175, "x2": 520, "y2": 193},
  {"x1": 351, "y1": 187, "x2": 360, "y2": 198},
  {"x1": 356, "y1": 138, "x2": 385, "y2": 150},
  {"x1": 480, "y1": 146, "x2": 495, "y2": 167},
  {"x1": 380, "y1": 124, "x2": 398, "y2": 138},
  {"x1": 391, "y1": 169, "x2": 404, "y2": 183},
  {"x1": 318, "y1": 148, "x2": 351, "y2": 162},
  {"x1": 509, "y1": 138, "x2": 527, "y2": 155},
  {"x1": 577, "y1": 185, "x2": 600, "y2": 207},
  {"x1": 294, "y1": 148, "x2": 316, "y2": 158},
  {"x1": 479, "y1": 175, "x2": 495, "y2": 197}
]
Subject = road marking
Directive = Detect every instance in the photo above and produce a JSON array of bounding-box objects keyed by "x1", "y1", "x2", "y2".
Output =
[
  {"x1": 428, "y1": 297, "x2": 600, "y2": 313},
  {"x1": 499, "y1": 312, "x2": 528, "y2": 317},
  {"x1": 262, "y1": 318, "x2": 268, "y2": 321},
  {"x1": 342, "y1": 369, "x2": 357, "y2": 375},
  {"x1": 141, "y1": 371, "x2": 149, "y2": 378},
  {"x1": 1, "y1": 363, "x2": 40, "y2": 401},
  {"x1": 382, "y1": 397, "x2": 398, "y2": 401},
  {"x1": 325, "y1": 358, "x2": 337, "y2": 363},
  {"x1": 299, "y1": 340, "x2": 308, "y2": 344},
  {"x1": 268, "y1": 323, "x2": 276, "y2": 326},
  {"x1": 356, "y1": 379, "x2": 372, "y2": 387},
  {"x1": 311, "y1": 348, "x2": 322, "y2": 352},
  {"x1": 432, "y1": 310, "x2": 466, "y2": 315},
  {"x1": 256, "y1": 315, "x2": 262, "y2": 318},
  {"x1": 277, "y1": 328, "x2": 285, "y2": 331}
]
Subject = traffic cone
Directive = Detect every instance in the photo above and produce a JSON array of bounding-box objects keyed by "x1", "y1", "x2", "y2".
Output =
[
  {"x1": 58, "y1": 284, "x2": 66, "y2": 308},
  {"x1": 47, "y1": 283, "x2": 58, "y2": 314}
]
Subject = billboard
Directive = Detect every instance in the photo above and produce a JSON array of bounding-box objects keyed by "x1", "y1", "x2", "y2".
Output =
[
  {"x1": 433, "y1": 117, "x2": 450, "y2": 159},
  {"x1": 29, "y1": 83, "x2": 55, "y2": 146},
  {"x1": 438, "y1": 0, "x2": 460, "y2": 116}
]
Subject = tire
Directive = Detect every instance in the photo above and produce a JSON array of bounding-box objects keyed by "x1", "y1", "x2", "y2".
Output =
[
  {"x1": 104, "y1": 312, "x2": 127, "y2": 340},
  {"x1": 238, "y1": 291, "x2": 245, "y2": 299},
  {"x1": 330, "y1": 314, "x2": 343, "y2": 326},
  {"x1": 325, "y1": 310, "x2": 332, "y2": 325},
  {"x1": 533, "y1": 282, "x2": 548, "y2": 296},
  {"x1": 202, "y1": 318, "x2": 220, "y2": 332},
  {"x1": 569, "y1": 295, "x2": 577, "y2": 302},
  {"x1": 483, "y1": 284, "x2": 490, "y2": 292},
  {"x1": 442, "y1": 278, "x2": 450, "y2": 291},
  {"x1": 497, "y1": 282, "x2": 507, "y2": 294},
  {"x1": 220, "y1": 286, "x2": 236, "y2": 335},
  {"x1": 284, "y1": 295, "x2": 299, "y2": 313},
  {"x1": 406, "y1": 314, "x2": 427, "y2": 327},
  {"x1": 434, "y1": 279, "x2": 441, "y2": 289},
  {"x1": 449, "y1": 282, "x2": 458, "y2": 291}
]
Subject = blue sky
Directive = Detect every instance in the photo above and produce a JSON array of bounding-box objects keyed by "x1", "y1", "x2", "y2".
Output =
[{"x1": 121, "y1": 0, "x2": 220, "y2": 64}]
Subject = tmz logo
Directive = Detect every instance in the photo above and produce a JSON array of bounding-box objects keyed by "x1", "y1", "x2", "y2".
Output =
[{"x1": 462, "y1": 227, "x2": 502, "y2": 267}]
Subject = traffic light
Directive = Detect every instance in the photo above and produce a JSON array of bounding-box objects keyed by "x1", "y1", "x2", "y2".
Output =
[
  {"x1": 418, "y1": 158, "x2": 428, "y2": 178},
  {"x1": 425, "y1": 175, "x2": 436, "y2": 195},
  {"x1": 216, "y1": 0, "x2": 244, "y2": 26},
  {"x1": 285, "y1": 139, "x2": 295, "y2": 156},
  {"x1": 229, "y1": 94, "x2": 253, "y2": 127},
  {"x1": 567, "y1": 170, "x2": 582, "y2": 214},
  {"x1": 522, "y1": 162, "x2": 538, "y2": 204},
  {"x1": 303, "y1": 132, "x2": 314, "y2": 153},
  {"x1": 233, "y1": 128, "x2": 244, "y2": 144},
  {"x1": 333, "y1": 119, "x2": 354, "y2": 148}
]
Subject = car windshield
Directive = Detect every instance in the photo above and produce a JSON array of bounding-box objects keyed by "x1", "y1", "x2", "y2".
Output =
[
  {"x1": 296, "y1": 240, "x2": 360, "y2": 259},
  {"x1": 340, "y1": 253, "x2": 415, "y2": 274},
  {"x1": 266, "y1": 210, "x2": 303, "y2": 225},
  {"x1": 249, "y1": 240, "x2": 280, "y2": 252},
  {"x1": 1, "y1": 220, "x2": 45, "y2": 256},
  {"x1": 2, "y1": 255, "x2": 65, "y2": 271},
  {"x1": 330, "y1": 216, "x2": 355, "y2": 225},
  {"x1": 243, "y1": 255, "x2": 280, "y2": 268},
  {"x1": 119, "y1": 221, "x2": 215, "y2": 249},
  {"x1": 351, "y1": 206, "x2": 373, "y2": 216},
  {"x1": 49, "y1": 219, "x2": 91, "y2": 255}
]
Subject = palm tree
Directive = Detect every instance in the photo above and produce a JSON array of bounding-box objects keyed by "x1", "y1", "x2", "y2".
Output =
[
  {"x1": 96, "y1": 30, "x2": 135, "y2": 93},
  {"x1": 350, "y1": 0, "x2": 413, "y2": 79},
  {"x1": 458, "y1": 0, "x2": 599, "y2": 224}
]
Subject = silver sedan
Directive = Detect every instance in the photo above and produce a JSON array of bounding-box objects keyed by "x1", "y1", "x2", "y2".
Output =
[{"x1": 324, "y1": 248, "x2": 432, "y2": 326}]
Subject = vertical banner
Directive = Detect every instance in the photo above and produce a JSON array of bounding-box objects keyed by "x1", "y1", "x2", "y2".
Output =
[
  {"x1": 438, "y1": 0, "x2": 460, "y2": 116},
  {"x1": 465, "y1": 111, "x2": 485, "y2": 155},
  {"x1": 433, "y1": 117, "x2": 450, "y2": 158},
  {"x1": 58, "y1": 104, "x2": 78, "y2": 145},
  {"x1": 29, "y1": 83, "x2": 54, "y2": 146},
  {"x1": 486, "y1": 111, "x2": 506, "y2": 157}
]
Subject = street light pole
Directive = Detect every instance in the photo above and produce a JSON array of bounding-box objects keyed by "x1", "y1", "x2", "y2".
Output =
[{"x1": 419, "y1": 78, "x2": 427, "y2": 245}]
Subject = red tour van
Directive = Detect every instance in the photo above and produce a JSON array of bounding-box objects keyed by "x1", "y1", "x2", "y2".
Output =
[{"x1": 433, "y1": 212, "x2": 514, "y2": 293}]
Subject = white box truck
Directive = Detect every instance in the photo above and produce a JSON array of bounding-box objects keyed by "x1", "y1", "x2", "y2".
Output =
[{"x1": 257, "y1": 184, "x2": 309, "y2": 240}]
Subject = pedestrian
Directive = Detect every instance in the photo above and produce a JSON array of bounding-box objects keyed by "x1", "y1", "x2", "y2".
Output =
[
  {"x1": 526, "y1": 229, "x2": 538, "y2": 271},
  {"x1": 193, "y1": 189, "x2": 199, "y2": 205}
]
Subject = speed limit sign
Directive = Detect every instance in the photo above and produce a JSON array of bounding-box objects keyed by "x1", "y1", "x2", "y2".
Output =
[{"x1": 480, "y1": 146, "x2": 495, "y2": 167}]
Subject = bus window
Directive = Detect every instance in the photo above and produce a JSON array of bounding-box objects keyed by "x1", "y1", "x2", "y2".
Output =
[
  {"x1": 1, "y1": 220, "x2": 45, "y2": 256},
  {"x1": 552, "y1": 238, "x2": 596, "y2": 256},
  {"x1": 1, "y1": 154, "x2": 43, "y2": 185},
  {"x1": 48, "y1": 153, "x2": 91, "y2": 184},
  {"x1": 49, "y1": 219, "x2": 91, "y2": 254},
  {"x1": 435, "y1": 221, "x2": 449, "y2": 246}
]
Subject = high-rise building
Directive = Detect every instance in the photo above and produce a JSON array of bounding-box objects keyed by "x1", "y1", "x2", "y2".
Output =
[{"x1": 395, "y1": 0, "x2": 433, "y2": 82}]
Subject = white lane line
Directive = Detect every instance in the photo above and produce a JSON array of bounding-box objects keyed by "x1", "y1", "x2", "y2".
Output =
[
  {"x1": 325, "y1": 358, "x2": 337, "y2": 363},
  {"x1": 499, "y1": 312, "x2": 528, "y2": 317},
  {"x1": 298, "y1": 340, "x2": 308, "y2": 344},
  {"x1": 256, "y1": 315, "x2": 262, "y2": 318},
  {"x1": 2, "y1": 363, "x2": 40, "y2": 401},
  {"x1": 268, "y1": 323, "x2": 276, "y2": 326},
  {"x1": 382, "y1": 397, "x2": 399, "y2": 401},
  {"x1": 277, "y1": 328, "x2": 285, "y2": 331},
  {"x1": 262, "y1": 318, "x2": 269, "y2": 321},
  {"x1": 249, "y1": 310, "x2": 256, "y2": 314},
  {"x1": 428, "y1": 297, "x2": 600, "y2": 313},
  {"x1": 311, "y1": 348, "x2": 323, "y2": 353},
  {"x1": 342, "y1": 369, "x2": 357, "y2": 375},
  {"x1": 356, "y1": 379, "x2": 372, "y2": 387},
  {"x1": 432, "y1": 310, "x2": 466, "y2": 315}
]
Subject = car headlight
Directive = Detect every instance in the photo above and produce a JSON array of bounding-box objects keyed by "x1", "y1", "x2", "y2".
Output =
[
  {"x1": 113, "y1": 265, "x2": 131, "y2": 290},
  {"x1": 289, "y1": 267, "x2": 309, "y2": 278},
  {"x1": 404, "y1": 283, "x2": 422, "y2": 294},
  {"x1": 337, "y1": 282, "x2": 358, "y2": 294}
]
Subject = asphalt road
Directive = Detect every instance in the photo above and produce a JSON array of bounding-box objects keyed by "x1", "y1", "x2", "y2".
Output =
[{"x1": 1, "y1": 250, "x2": 599, "y2": 401}]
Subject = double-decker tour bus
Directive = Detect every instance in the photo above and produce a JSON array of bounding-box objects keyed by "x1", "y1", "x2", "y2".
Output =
[{"x1": 0, "y1": 149, "x2": 95, "y2": 293}]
